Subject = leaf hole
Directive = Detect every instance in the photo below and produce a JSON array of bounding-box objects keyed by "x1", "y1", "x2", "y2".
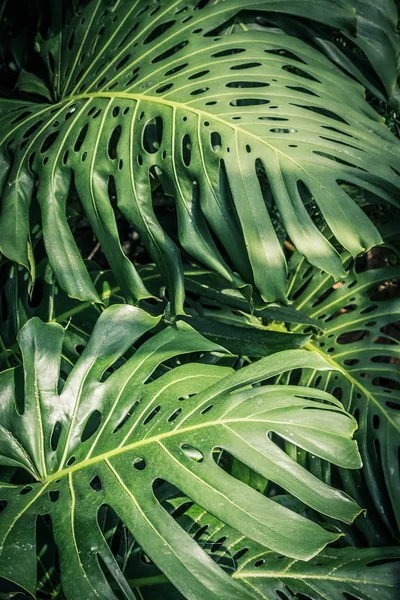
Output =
[
  {"x1": 49, "y1": 490, "x2": 60, "y2": 503},
  {"x1": 133, "y1": 458, "x2": 146, "y2": 470},
  {"x1": 211, "y1": 131, "x2": 222, "y2": 152},
  {"x1": 181, "y1": 444, "x2": 203, "y2": 463},
  {"x1": 74, "y1": 124, "x2": 89, "y2": 152},
  {"x1": 144, "y1": 20, "x2": 176, "y2": 45},
  {"x1": 291, "y1": 103, "x2": 348, "y2": 124},
  {"x1": 40, "y1": 131, "x2": 59, "y2": 153},
  {"x1": 143, "y1": 116, "x2": 163, "y2": 153},
  {"x1": 188, "y1": 70, "x2": 210, "y2": 81},
  {"x1": 343, "y1": 359, "x2": 359, "y2": 366},
  {"x1": 65, "y1": 107, "x2": 77, "y2": 121},
  {"x1": 156, "y1": 83, "x2": 174, "y2": 94},
  {"x1": 152, "y1": 40, "x2": 189, "y2": 64},
  {"x1": 115, "y1": 54, "x2": 131, "y2": 71},
  {"x1": 232, "y1": 547, "x2": 249, "y2": 560},
  {"x1": 230, "y1": 98, "x2": 269, "y2": 107},
  {"x1": 143, "y1": 406, "x2": 161, "y2": 425},
  {"x1": 226, "y1": 80, "x2": 269, "y2": 88},
  {"x1": 231, "y1": 62, "x2": 261, "y2": 70},
  {"x1": 211, "y1": 536, "x2": 227, "y2": 553},
  {"x1": 81, "y1": 410, "x2": 102, "y2": 442},
  {"x1": 108, "y1": 125, "x2": 121, "y2": 159},
  {"x1": 51, "y1": 421, "x2": 62, "y2": 452},
  {"x1": 113, "y1": 400, "x2": 141, "y2": 433},
  {"x1": 182, "y1": 133, "x2": 192, "y2": 166},
  {"x1": 190, "y1": 87, "x2": 209, "y2": 95},
  {"x1": 168, "y1": 408, "x2": 182, "y2": 422},
  {"x1": 265, "y1": 48, "x2": 306, "y2": 63},
  {"x1": 212, "y1": 48, "x2": 246, "y2": 58},
  {"x1": 164, "y1": 63, "x2": 188, "y2": 76},
  {"x1": 254, "y1": 559, "x2": 265, "y2": 567},
  {"x1": 90, "y1": 476, "x2": 102, "y2": 492}
]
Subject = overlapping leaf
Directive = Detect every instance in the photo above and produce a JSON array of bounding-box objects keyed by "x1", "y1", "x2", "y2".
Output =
[
  {"x1": 0, "y1": 0, "x2": 399, "y2": 314},
  {"x1": 0, "y1": 305, "x2": 362, "y2": 600},
  {"x1": 114, "y1": 492, "x2": 400, "y2": 600},
  {"x1": 286, "y1": 251, "x2": 400, "y2": 542},
  {"x1": 246, "y1": 0, "x2": 400, "y2": 101},
  {"x1": 0, "y1": 260, "x2": 312, "y2": 369}
]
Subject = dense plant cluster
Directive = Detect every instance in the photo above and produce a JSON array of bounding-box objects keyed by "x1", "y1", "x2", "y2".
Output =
[{"x1": 0, "y1": 1, "x2": 399, "y2": 599}]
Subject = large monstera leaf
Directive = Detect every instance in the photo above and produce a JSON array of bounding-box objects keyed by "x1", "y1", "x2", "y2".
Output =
[
  {"x1": 121, "y1": 494, "x2": 400, "y2": 600},
  {"x1": 168, "y1": 249, "x2": 400, "y2": 543},
  {"x1": 0, "y1": 305, "x2": 363, "y2": 600},
  {"x1": 285, "y1": 251, "x2": 400, "y2": 543},
  {"x1": 1, "y1": 0, "x2": 399, "y2": 315},
  {"x1": 246, "y1": 0, "x2": 400, "y2": 101}
]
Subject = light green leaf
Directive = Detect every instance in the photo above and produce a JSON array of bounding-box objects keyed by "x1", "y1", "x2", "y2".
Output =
[
  {"x1": 121, "y1": 492, "x2": 400, "y2": 600},
  {"x1": 0, "y1": 0, "x2": 399, "y2": 313},
  {"x1": 0, "y1": 306, "x2": 361, "y2": 600}
]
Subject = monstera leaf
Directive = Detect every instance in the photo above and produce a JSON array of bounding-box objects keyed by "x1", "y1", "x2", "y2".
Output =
[
  {"x1": 0, "y1": 305, "x2": 363, "y2": 600},
  {"x1": 108, "y1": 492, "x2": 400, "y2": 600},
  {"x1": 0, "y1": 260, "x2": 311, "y2": 369},
  {"x1": 0, "y1": 0, "x2": 399, "y2": 315},
  {"x1": 286, "y1": 250, "x2": 400, "y2": 542},
  {"x1": 246, "y1": 0, "x2": 400, "y2": 101},
  {"x1": 132, "y1": 547, "x2": 400, "y2": 600},
  {"x1": 160, "y1": 248, "x2": 399, "y2": 543}
]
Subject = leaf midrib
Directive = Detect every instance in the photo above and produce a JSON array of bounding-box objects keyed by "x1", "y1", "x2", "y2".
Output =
[
  {"x1": 232, "y1": 571, "x2": 393, "y2": 586},
  {"x1": 44, "y1": 415, "x2": 333, "y2": 485}
]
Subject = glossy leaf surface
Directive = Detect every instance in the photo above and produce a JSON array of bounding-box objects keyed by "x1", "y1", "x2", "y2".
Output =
[
  {"x1": 118, "y1": 493, "x2": 400, "y2": 600},
  {"x1": 0, "y1": 0, "x2": 399, "y2": 314},
  {"x1": 0, "y1": 306, "x2": 362, "y2": 600}
]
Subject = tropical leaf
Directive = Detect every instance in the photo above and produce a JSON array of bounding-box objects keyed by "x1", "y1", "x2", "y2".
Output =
[
  {"x1": 0, "y1": 260, "x2": 312, "y2": 368},
  {"x1": 0, "y1": 305, "x2": 362, "y2": 600},
  {"x1": 167, "y1": 248, "x2": 400, "y2": 544},
  {"x1": 130, "y1": 547, "x2": 400, "y2": 600},
  {"x1": 0, "y1": 0, "x2": 399, "y2": 315},
  {"x1": 244, "y1": 0, "x2": 400, "y2": 101},
  {"x1": 139, "y1": 244, "x2": 400, "y2": 544},
  {"x1": 115, "y1": 492, "x2": 400, "y2": 600},
  {"x1": 286, "y1": 249, "x2": 400, "y2": 543}
]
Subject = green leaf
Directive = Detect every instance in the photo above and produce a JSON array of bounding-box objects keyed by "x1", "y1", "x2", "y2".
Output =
[
  {"x1": 120, "y1": 493, "x2": 400, "y2": 600},
  {"x1": 0, "y1": 260, "x2": 313, "y2": 368},
  {"x1": 0, "y1": 0, "x2": 399, "y2": 313},
  {"x1": 232, "y1": 546, "x2": 400, "y2": 600},
  {"x1": 15, "y1": 70, "x2": 53, "y2": 102},
  {"x1": 287, "y1": 250, "x2": 400, "y2": 541},
  {"x1": 180, "y1": 314, "x2": 309, "y2": 356},
  {"x1": 0, "y1": 306, "x2": 361, "y2": 600},
  {"x1": 249, "y1": 0, "x2": 400, "y2": 101}
]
